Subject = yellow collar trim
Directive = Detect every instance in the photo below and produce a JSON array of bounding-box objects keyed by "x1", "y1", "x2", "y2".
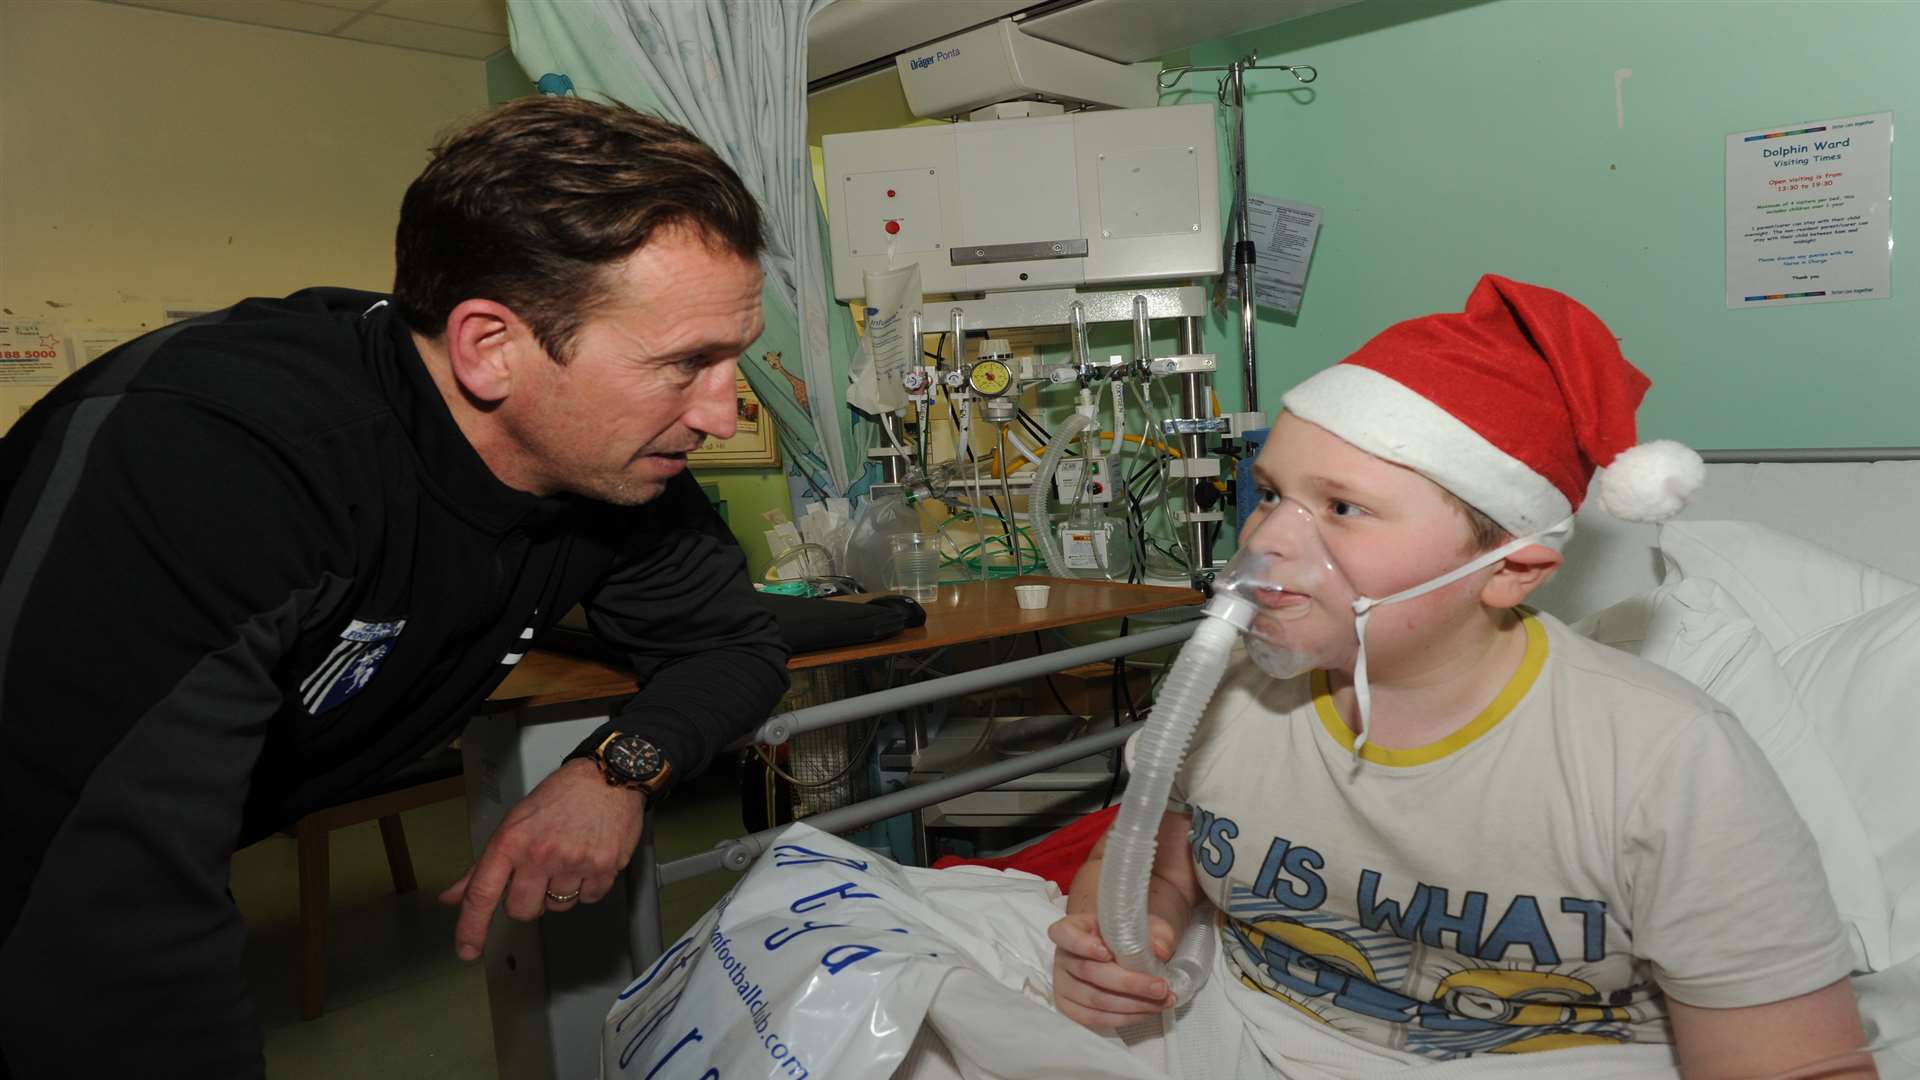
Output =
[{"x1": 1312, "y1": 611, "x2": 1547, "y2": 767}]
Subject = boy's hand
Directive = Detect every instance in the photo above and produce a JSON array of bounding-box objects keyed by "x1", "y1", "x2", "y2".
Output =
[{"x1": 1047, "y1": 911, "x2": 1178, "y2": 1032}]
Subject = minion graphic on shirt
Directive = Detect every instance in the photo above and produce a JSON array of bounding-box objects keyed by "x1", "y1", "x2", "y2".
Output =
[{"x1": 1221, "y1": 887, "x2": 1638, "y2": 1058}]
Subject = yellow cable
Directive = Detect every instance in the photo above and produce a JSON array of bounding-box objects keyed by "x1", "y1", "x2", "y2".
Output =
[
  {"x1": 979, "y1": 434, "x2": 1180, "y2": 477},
  {"x1": 1097, "y1": 431, "x2": 1183, "y2": 457}
]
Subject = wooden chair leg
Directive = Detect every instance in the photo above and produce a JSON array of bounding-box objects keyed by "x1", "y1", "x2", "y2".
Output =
[
  {"x1": 294, "y1": 819, "x2": 329, "y2": 1021},
  {"x1": 377, "y1": 814, "x2": 417, "y2": 896}
]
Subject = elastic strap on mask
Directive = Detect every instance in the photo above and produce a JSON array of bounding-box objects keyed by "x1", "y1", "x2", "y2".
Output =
[
  {"x1": 1347, "y1": 518, "x2": 1572, "y2": 759},
  {"x1": 1351, "y1": 606, "x2": 1376, "y2": 756}
]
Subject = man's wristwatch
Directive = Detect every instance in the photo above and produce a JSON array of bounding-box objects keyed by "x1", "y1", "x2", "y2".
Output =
[{"x1": 576, "y1": 731, "x2": 673, "y2": 797}]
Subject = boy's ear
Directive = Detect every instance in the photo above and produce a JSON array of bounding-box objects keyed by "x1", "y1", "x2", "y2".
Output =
[{"x1": 1480, "y1": 544, "x2": 1563, "y2": 609}]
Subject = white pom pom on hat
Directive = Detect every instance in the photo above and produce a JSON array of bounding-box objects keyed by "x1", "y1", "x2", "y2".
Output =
[{"x1": 1595, "y1": 439, "x2": 1705, "y2": 523}]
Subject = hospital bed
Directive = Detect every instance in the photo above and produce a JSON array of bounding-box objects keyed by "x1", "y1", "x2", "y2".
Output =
[
  {"x1": 608, "y1": 447, "x2": 1920, "y2": 1074},
  {"x1": 451, "y1": 447, "x2": 1920, "y2": 1079}
]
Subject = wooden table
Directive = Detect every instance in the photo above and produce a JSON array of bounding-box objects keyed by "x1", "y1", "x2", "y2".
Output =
[
  {"x1": 465, "y1": 575, "x2": 1199, "y2": 1080},
  {"x1": 486, "y1": 575, "x2": 1200, "y2": 707}
]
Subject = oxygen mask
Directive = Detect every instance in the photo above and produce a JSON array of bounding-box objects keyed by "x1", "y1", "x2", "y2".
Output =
[
  {"x1": 1208, "y1": 497, "x2": 1362, "y2": 681},
  {"x1": 1214, "y1": 497, "x2": 1575, "y2": 756}
]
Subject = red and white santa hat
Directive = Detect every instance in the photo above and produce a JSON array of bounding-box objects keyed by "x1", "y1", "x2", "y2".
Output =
[{"x1": 1280, "y1": 274, "x2": 1702, "y2": 544}]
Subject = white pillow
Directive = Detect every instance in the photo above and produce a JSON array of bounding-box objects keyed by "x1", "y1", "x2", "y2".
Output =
[
  {"x1": 1658, "y1": 520, "x2": 1920, "y2": 651},
  {"x1": 1576, "y1": 578, "x2": 1892, "y2": 972},
  {"x1": 1780, "y1": 591, "x2": 1920, "y2": 968},
  {"x1": 1570, "y1": 591, "x2": 1657, "y2": 655}
]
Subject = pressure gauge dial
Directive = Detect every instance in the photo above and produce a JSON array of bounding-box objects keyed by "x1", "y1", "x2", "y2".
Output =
[
  {"x1": 967, "y1": 358, "x2": 1013, "y2": 397},
  {"x1": 941, "y1": 369, "x2": 967, "y2": 391},
  {"x1": 901, "y1": 369, "x2": 929, "y2": 393}
]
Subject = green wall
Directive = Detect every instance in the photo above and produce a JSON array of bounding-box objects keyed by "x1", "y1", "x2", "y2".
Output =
[
  {"x1": 485, "y1": 50, "x2": 535, "y2": 103},
  {"x1": 1182, "y1": 0, "x2": 1918, "y2": 450},
  {"x1": 484, "y1": 50, "x2": 796, "y2": 580}
]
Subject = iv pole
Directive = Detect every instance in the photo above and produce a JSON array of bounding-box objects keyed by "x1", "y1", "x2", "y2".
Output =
[{"x1": 1159, "y1": 52, "x2": 1316, "y2": 419}]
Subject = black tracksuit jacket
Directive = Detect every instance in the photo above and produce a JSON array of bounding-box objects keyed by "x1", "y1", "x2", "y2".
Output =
[{"x1": 0, "y1": 288, "x2": 788, "y2": 1076}]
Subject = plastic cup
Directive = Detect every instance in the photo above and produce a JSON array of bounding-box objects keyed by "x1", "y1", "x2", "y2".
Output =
[
  {"x1": 889, "y1": 533, "x2": 939, "y2": 602},
  {"x1": 1014, "y1": 584, "x2": 1051, "y2": 609}
]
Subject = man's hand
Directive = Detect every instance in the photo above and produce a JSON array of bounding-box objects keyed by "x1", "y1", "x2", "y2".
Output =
[
  {"x1": 1047, "y1": 911, "x2": 1178, "y2": 1033},
  {"x1": 439, "y1": 758, "x2": 646, "y2": 960}
]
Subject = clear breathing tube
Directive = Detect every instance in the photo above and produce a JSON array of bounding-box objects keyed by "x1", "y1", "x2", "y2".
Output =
[
  {"x1": 1026, "y1": 410, "x2": 1094, "y2": 578},
  {"x1": 1096, "y1": 528, "x2": 1347, "y2": 1001},
  {"x1": 1094, "y1": 600, "x2": 1242, "y2": 999}
]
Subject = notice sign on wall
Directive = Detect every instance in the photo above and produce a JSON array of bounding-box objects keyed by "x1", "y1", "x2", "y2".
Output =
[
  {"x1": 1224, "y1": 194, "x2": 1323, "y2": 316},
  {"x1": 1726, "y1": 112, "x2": 1892, "y2": 308},
  {"x1": 0, "y1": 319, "x2": 74, "y2": 386}
]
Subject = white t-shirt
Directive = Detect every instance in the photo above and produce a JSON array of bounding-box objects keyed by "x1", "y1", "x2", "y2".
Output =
[{"x1": 1165, "y1": 610, "x2": 1853, "y2": 1061}]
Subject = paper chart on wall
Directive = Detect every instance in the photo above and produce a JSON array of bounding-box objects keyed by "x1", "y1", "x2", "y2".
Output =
[
  {"x1": 1726, "y1": 112, "x2": 1892, "y2": 308},
  {"x1": 71, "y1": 328, "x2": 147, "y2": 367},
  {"x1": 1223, "y1": 194, "x2": 1322, "y2": 316}
]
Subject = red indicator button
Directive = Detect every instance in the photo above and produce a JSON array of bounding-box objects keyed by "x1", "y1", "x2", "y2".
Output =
[{"x1": 884, "y1": 220, "x2": 901, "y2": 235}]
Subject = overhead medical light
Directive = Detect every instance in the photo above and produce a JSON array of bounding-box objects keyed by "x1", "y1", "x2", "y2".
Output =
[{"x1": 893, "y1": 18, "x2": 1158, "y2": 120}]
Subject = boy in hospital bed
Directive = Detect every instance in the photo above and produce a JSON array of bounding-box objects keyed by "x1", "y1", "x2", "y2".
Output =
[{"x1": 1047, "y1": 276, "x2": 1869, "y2": 1077}]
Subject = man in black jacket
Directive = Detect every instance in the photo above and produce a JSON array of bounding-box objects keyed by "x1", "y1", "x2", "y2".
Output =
[{"x1": 0, "y1": 97, "x2": 790, "y2": 1077}]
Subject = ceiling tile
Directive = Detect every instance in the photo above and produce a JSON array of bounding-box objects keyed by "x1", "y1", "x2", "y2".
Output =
[
  {"x1": 334, "y1": 11, "x2": 506, "y2": 58},
  {"x1": 371, "y1": 0, "x2": 507, "y2": 35},
  {"x1": 113, "y1": 0, "x2": 356, "y2": 35}
]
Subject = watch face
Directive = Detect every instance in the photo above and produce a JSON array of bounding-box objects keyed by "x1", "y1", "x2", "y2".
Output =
[{"x1": 604, "y1": 735, "x2": 664, "y2": 784}]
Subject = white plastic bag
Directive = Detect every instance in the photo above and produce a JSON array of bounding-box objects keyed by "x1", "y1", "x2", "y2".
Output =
[
  {"x1": 847, "y1": 264, "x2": 920, "y2": 416},
  {"x1": 842, "y1": 492, "x2": 923, "y2": 593},
  {"x1": 603, "y1": 823, "x2": 1165, "y2": 1080}
]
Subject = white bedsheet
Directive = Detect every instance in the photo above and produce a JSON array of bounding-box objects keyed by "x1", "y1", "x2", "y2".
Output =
[
  {"x1": 898, "y1": 861, "x2": 1917, "y2": 1080},
  {"x1": 894, "y1": 861, "x2": 1684, "y2": 1080}
]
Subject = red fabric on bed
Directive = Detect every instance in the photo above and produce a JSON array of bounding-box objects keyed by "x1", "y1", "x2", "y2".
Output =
[{"x1": 930, "y1": 805, "x2": 1119, "y2": 892}]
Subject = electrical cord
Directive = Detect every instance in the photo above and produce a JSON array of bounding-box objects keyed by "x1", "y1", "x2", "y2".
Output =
[
  {"x1": 953, "y1": 635, "x2": 1024, "y2": 758},
  {"x1": 887, "y1": 646, "x2": 953, "y2": 682},
  {"x1": 1132, "y1": 378, "x2": 1192, "y2": 574},
  {"x1": 945, "y1": 392, "x2": 1016, "y2": 574},
  {"x1": 998, "y1": 425, "x2": 1021, "y2": 575},
  {"x1": 1032, "y1": 631, "x2": 1081, "y2": 723},
  {"x1": 754, "y1": 715, "x2": 886, "y2": 789},
  {"x1": 1125, "y1": 452, "x2": 1188, "y2": 569},
  {"x1": 1101, "y1": 616, "x2": 1139, "y2": 809},
  {"x1": 754, "y1": 662, "x2": 883, "y2": 827},
  {"x1": 924, "y1": 329, "x2": 950, "y2": 366},
  {"x1": 1018, "y1": 408, "x2": 1053, "y2": 447},
  {"x1": 1123, "y1": 456, "x2": 1155, "y2": 583}
]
